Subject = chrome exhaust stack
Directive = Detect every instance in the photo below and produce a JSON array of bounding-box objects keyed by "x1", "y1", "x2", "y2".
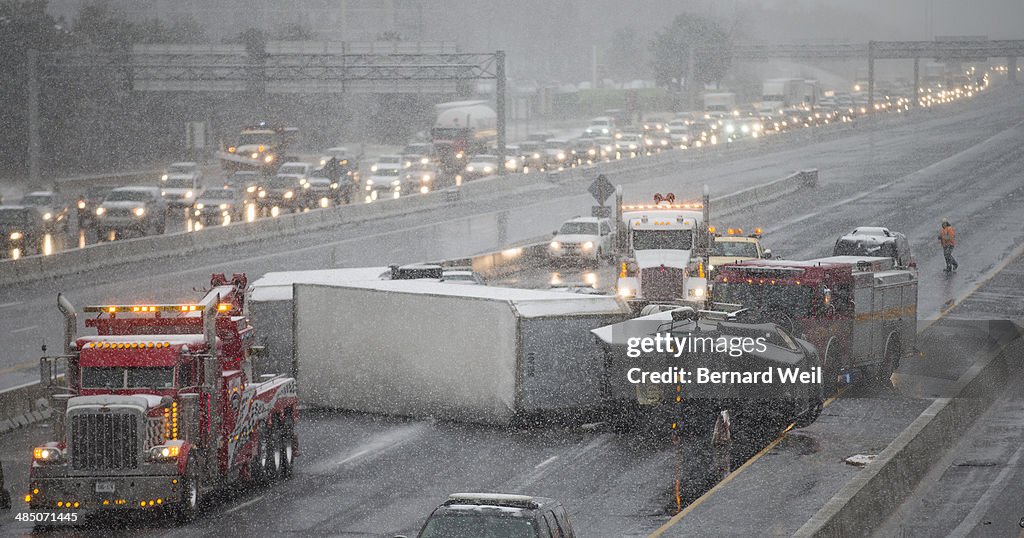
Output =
[{"x1": 57, "y1": 293, "x2": 77, "y2": 355}]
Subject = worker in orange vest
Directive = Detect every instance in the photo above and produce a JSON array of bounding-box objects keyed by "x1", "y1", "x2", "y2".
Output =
[{"x1": 939, "y1": 219, "x2": 958, "y2": 272}]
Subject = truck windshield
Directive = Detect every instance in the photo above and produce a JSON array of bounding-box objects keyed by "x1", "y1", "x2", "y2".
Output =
[
  {"x1": 712, "y1": 241, "x2": 759, "y2": 257},
  {"x1": 237, "y1": 133, "x2": 274, "y2": 146},
  {"x1": 82, "y1": 367, "x2": 176, "y2": 389},
  {"x1": 632, "y1": 229, "x2": 692, "y2": 250},
  {"x1": 419, "y1": 514, "x2": 536, "y2": 538},
  {"x1": 714, "y1": 282, "x2": 814, "y2": 317}
]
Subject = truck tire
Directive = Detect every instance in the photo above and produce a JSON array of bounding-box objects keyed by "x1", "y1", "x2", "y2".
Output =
[
  {"x1": 268, "y1": 423, "x2": 283, "y2": 480},
  {"x1": 249, "y1": 432, "x2": 267, "y2": 484},
  {"x1": 793, "y1": 380, "x2": 824, "y2": 429},
  {"x1": 280, "y1": 415, "x2": 295, "y2": 478},
  {"x1": 876, "y1": 337, "x2": 900, "y2": 387},
  {"x1": 173, "y1": 465, "x2": 201, "y2": 523}
]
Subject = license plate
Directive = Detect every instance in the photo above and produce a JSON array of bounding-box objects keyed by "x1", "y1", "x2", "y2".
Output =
[{"x1": 94, "y1": 482, "x2": 115, "y2": 493}]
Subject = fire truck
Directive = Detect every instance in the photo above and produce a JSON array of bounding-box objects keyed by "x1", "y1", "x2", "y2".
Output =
[
  {"x1": 615, "y1": 190, "x2": 711, "y2": 309},
  {"x1": 27, "y1": 273, "x2": 299, "y2": 522},
  {"x1": 713, "y1": 256, "x2": 917, "y2": 387}
]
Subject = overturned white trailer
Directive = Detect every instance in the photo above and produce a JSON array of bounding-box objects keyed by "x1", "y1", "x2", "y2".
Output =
[{"x1": 250, "y1": 270, "x2": 632, "y2": 425}]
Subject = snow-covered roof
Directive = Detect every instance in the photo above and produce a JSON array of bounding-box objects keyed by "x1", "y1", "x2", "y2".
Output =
[{"x1": 250, "y1": 267, "x2": 389, "y2": 302}]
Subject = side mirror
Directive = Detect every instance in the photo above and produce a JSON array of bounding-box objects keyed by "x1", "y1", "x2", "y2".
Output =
[
  {"x1": 552, "y1": 230, "x2": 559, "y2": 236},
  {"x1": 763, "y1": 249, "x2": 773, "y2": 259}
]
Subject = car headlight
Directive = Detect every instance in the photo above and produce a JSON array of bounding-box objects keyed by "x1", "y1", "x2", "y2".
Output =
[
  {"x1": 483, "y1": 166, "x2": 493, "y2": 173},
  {"x1": 689, "y1": 287, "x2": 705, "y2": 298},
  {"x1": 33, "y1": 447, "x2": 63, "y2": 463},
  {"x1": 284, "y1": 191, "x2": 294, "y2": 199},
  {"x1": 391, "y1": 180, "x2": 401, "y2": 187},
  {"x1": 133, "y1": 207, "x2": 145, "y2": 217},
  {"x1": 258, "y1": 190, "x2": 267, "y2": 198},
  {"x1": 264, "y1": 155, "x2": 274, "y2": 163},
  {"x1": 251, "y1": 152, "x2": 259, "y2": 159},
  {"x1": 194, "y1": 209, "x2": 201, "y2": 216},
  {"x1": 148, "y1": 445, "x2": 180, "y2": 461},
  {"x1": 330, "y1": 182, "x2": 338, "y2": 189},
  {"x1": 196, "y1": 203, "x2": 205, "y2": 209},
  {"x1": 42, "y1": 212, "x2": 52, "y2": 221},
  {"x1": 370, "y1": 164, "x2": 378, "y2": 172},
  {"x1": 617, "y1": 286, "x2": 634, "y2": 297},
  {"x1": 556, "y1": 152, "x2": 566, "y2": 160},
  {"x1": 466, "y1": 166, "x2": 475, "y2": 172},
  {"x1": 10, "y1": 232, "x2": 23, "y2": 241},
  {"x1": 185, "y1": 190, "x2": 194, "y2": 199},
  {"x1": 320, "y1": 159, "x2": 327, "y2": 166},
  {"x1": 420, "y1": 185, "x2": 430, "y2": 194},
  {"x1": 302, "y1": 183, "x2": 310, "y2": 190},
  {"x1": 219, "y1": 203, "x2": 228, "y2": 210},
  {"x1": 550, "y1": 241, "x2": 561, "y2": 250},
  {"x1": 582, "y1": 241, "x2": 594, "y2": 250},
  {"x1": 366, "y1": 178, "x2": 374, "y2": 186},
  {"x1": 707, "y1": 264, "x2": 715, "y2": 272},
  {"x1": 95, "y1": 207, "x2": 106, "y2": 216},
  {"x1": 422, "y1": 175, "x2": 431, "y2": 182},
  {"x1": 602, "y1": 128, "x2": 609, "y2": 134},
  {"x1": 77, "y1": 200, "x2": 86, "y2": 209},
  {"x1": 420, "y1": 157, "x2": 429, "y2": 164},
  {"x1": 246, "y1": 185, "x2": 257, "y2": 193}
]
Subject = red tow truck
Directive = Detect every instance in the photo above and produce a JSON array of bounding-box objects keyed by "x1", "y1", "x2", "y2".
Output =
[
  {"x1": 27, "y1": 273, "x2": 299, "y2": 521},
  {"x1": 713, "y1": 256, "x2": 917, "y2": 387}
]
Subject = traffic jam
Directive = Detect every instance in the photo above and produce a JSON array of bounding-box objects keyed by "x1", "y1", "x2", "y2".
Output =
[
  {"x1": 3, "y1": 4, "x2": 1024, "y2": 535},
  {"x1": 0, "y1": 69, "x2": 988, "y2": 260}
]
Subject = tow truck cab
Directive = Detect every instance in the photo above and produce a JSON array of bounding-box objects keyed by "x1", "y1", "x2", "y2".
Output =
[{"x1": 29, "y1": 274, "x2": 298, "y2": 519}]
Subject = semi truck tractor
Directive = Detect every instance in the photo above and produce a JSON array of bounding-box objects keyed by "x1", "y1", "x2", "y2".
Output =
[
  {"x1": 28, "y1": 274, "x2": 299, "y2": 522},
  {"x1": 431, "y1": 101, "x2": 497, "y2": 173},
  {"x1": 615, "y1": 190, "x2": 711, "y2": 310}
]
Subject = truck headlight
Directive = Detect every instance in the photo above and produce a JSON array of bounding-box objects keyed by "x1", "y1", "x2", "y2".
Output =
[
  {"x1": 43, "y1": 212, "x2": 52, "y2": 221},
  {"x1": 77, "y1": 200, "x2": 86, "y2": 209},
  {"x1": 251, "y1": 152, "x2": 259, "y2": 159},
  {"x1": 96, "y1": 207, "x2": 106, "y2": 216},
  {"x1": 133, "y1": 207, "x2": 146, "y2": 217},
  {"x1": 148, "y1": 445, "x2": 180, "y2": 461},
  {"x1": 582, "y1": 241, "x2": 594, "y2": 250},
  {"x1": 689, "y1": 287, "x2": 705, "y2": 298},
  {"x1": 617, "y1": 286, "x2": 634, "y2": 297},
  {"x1": 10, "y1": 232, "x2": 23, "y2": 241},
  {"x1": 550, "y1": 241, "x2": 561, "y2": 250},
  {"x1": 33, "y1": 447, "x2": 63, "y2": 463}
]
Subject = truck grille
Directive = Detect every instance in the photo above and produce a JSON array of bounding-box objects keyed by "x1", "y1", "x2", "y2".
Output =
[
  {"x1": 70, "y1": 413, "x2": 139, "y2": 471},
  {"x1": 640, "y1": 266, "x2": 685, "y2": 300},
  {"x1": 105, "y1": 208, "x2": 132, "y2": 218}
]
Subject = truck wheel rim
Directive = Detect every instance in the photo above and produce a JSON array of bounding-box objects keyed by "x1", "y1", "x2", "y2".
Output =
[{"x1": 188, "y1": 481, "x2": 197, "y2": 508}]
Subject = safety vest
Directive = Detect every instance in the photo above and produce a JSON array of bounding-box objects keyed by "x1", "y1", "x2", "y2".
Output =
[{"x1": 939, "y1": 226, "x2": 956, "y2": 247}]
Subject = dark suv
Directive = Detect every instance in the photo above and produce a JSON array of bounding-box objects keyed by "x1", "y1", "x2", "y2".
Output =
[
  {"x1": 833, "y1": 226, "x2": 915, "y2": 268},
  {"x1": 409, "y1": 493, "x2": 576, "y2": 538}
]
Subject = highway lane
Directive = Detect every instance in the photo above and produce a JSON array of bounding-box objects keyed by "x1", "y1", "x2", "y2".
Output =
[
  {"x1": 1, "y1": 87, "x2": 1021, "y2": 391},
  {"x1": 1, "y1": 89, "x2": 1023, "y2": 536}
]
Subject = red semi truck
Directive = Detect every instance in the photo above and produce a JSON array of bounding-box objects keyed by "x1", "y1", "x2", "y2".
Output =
[
  {"x1": 713, "y1": 256, "x2": 917, "y2": 387},
  {"x1": 27, "y1": 273, "x2": 298, "y2": 521}
]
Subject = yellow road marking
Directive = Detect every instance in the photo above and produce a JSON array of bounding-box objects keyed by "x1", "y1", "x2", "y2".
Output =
[
  {"x1": 648, "y1": 386, "x2": 846, "y2": 537},
  {"x1": 648, "y1": 243, "x2": 1024, "y2": 536}
]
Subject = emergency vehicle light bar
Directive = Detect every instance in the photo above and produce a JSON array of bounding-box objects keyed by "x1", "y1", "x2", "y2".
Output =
[
  {"x1": 83, "y1": 304, "x2": 205, "y2": 314},
  {"x1": 622, "y1": 203, "x2": 703, "y2": 210}
]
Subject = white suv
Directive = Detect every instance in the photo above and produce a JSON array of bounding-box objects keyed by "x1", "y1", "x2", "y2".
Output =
[{"x1": 549, "y1": 216, "x2": 613, "y2": 262}]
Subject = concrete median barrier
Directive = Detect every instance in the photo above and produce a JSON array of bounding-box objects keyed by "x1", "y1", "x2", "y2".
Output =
[{"x1": 794, "y1": 321, "x2": 1024, "y2": 538}]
